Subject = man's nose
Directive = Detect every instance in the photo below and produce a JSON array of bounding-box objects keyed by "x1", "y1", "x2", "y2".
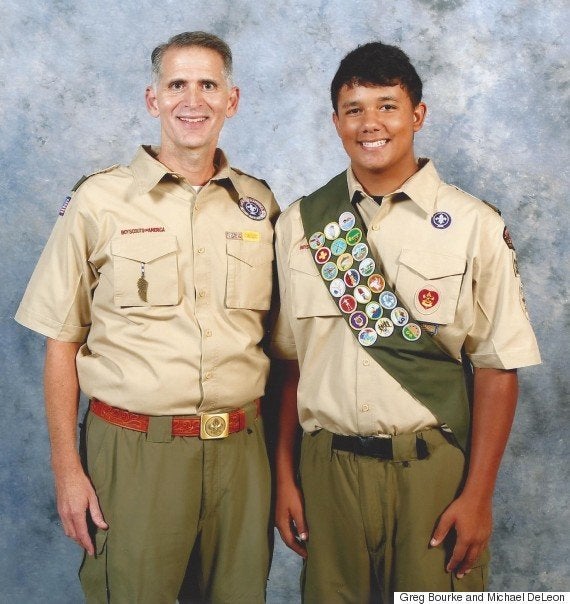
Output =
[{"x1": 183, "y1": 85, "x2": 203, "y2": 107}]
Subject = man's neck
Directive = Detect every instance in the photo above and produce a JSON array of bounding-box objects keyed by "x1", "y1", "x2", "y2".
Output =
[{"x1": 156, "y1": 145, "x2": 218, "y2": 186}]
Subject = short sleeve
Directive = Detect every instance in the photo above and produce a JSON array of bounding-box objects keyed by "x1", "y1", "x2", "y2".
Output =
[
  {"x1": 465, "y1": 213, "x2": 541, "y2": 369},
  {"x1": 15, "y1": 189, "x2": 98, "y2": 342},
  {"x1": 269, "y1": 211, "x2": 299, "y2": 360}
]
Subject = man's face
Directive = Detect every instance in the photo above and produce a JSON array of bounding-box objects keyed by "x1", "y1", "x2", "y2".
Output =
[
  {"x1": 146, "y1": 46, "x2": 239, "y2": 157},
  {"x1": 332, "y1": 83, "x2": 426, "y2": 187}
]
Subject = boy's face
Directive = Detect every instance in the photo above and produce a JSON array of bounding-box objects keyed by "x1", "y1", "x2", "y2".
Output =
[{"x1": 333, "y1": 83, "x2": 426, "y2": 189}]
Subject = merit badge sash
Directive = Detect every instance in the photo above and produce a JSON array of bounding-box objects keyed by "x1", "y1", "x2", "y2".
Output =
[{"x1": 300, "y1": 172, "x2": 471, "y2": 450}]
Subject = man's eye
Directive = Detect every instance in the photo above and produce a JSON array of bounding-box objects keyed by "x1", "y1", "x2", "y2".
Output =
[
  {"x1": 170, "y1": 81, "x2": 184, "y2": 90},
  {"x1": 380, "y1": 104, "x2": 396, "y2": 111},
  {"x1": 346, "y1": 108, "x2": 360, "y2": 115},
  {"x1": 202, "y1": 82, "x2": 217, "y2": 91}
]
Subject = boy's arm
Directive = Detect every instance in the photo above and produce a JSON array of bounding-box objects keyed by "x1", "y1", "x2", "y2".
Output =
[
  {"x1": 430, "y1": 367, "x2": 518, "y2": 578},
  {"x1": 274, "y1": 359, "x2": 308, "y2": 558},
  {"x1": 44, "y1": 338, "x2": 107, "y2": 555}
]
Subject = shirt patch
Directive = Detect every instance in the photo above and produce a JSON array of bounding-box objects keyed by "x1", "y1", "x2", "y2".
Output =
[
  {"x1": 238, "y1": 197, "x2": 267, "y2": 221},
  {"x1": 59, "y1": 196, "x2": 71, "y2": 216},
  {"x1": 503, "y1": 226, "x2": 516, "y2": 250},
  {"x1": 226, "y1": 231, "x2": 261, "y2": 242},
  {"x1": 431, "y1": 211, "x2": 452, "y2": 229},
  {"x1": 121, "y1": 227, "x2": 166, "y2": 235}
]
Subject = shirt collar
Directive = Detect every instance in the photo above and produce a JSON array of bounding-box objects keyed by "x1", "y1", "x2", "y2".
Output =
[
  {"x1": 131, "y1": 145, "x2": 243, "y2": 199},
  {"x1": 347, "y1": 158, "x2": 442, "y2": 215}
]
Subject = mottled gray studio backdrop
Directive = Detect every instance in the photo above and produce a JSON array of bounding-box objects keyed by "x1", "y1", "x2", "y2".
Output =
[{"x1": 1, "y1": 0, "x2": 568, "y2": 601}]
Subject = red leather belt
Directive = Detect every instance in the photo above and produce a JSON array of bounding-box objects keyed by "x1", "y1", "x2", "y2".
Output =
[{"x1": 90, "y1": 398, "x2": 260, "y2": 439}]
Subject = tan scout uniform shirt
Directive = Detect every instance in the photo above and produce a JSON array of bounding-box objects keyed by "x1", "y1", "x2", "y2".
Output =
[
  {"x1": 16, "y1": 146, "x2": 279, "y2": 416},
  {"x1": 271, "y1": 160, "x2": 540, "y2": 436}
]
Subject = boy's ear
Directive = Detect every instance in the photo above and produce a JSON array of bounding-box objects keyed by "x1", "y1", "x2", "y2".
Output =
[{"x1": 413, "y1": 102, "x2": 427, "y2": 132}]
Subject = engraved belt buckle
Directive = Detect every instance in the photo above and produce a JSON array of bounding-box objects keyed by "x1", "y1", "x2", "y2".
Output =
[{"x1": 200, "y1": 412, "x2": 230, "y2": 439}]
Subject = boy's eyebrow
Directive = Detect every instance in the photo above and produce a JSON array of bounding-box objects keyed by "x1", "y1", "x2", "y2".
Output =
[{"x1": 340, "y1": 95, "x2": 399, "y2": 109}]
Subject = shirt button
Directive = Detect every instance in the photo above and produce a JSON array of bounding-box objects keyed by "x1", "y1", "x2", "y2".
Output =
[
  {"x1": 204, "y1": 371, "x2": 213, "y2": 380},
  {"x1": 361, "y1": 404, "x2": 370, "y2": 412},
  {"x1": 197, "y1": 247, "x2": 205, "y2": 254},
  {"x1": 363, "y1": 359, "x2": 370, "y2": 366},
  {"x1": 372, "y1": 224, "x2": 379, "y2": 231},
  {"x1": 199, "y1": 290, "x2": 206, "y2": 298},
  {"x1": 205, "y1": 329, "x2": 213, "y2": 337}
]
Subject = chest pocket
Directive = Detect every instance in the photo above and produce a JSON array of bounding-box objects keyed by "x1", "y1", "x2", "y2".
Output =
[
  {"x1": 395, "y1": 249, "x2": 466, "y2": 325},
  {"x1": 226, "y1": 240, "x2": 274, "y2": 310},
  {"x1": 291, "y1": 248, "x2": 341, "y2": 319},
  {"x1": 111, "y1": 235, "x2": 179, "y2": 307}
]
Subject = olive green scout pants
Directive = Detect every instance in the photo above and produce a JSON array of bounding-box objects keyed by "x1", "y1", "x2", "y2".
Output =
[
  {"x1": 300, "y1": 428, "x2": 489, "y2": 603},
  {"x1": 79, "y1": 403, "x2": 271, "y2": 604}
]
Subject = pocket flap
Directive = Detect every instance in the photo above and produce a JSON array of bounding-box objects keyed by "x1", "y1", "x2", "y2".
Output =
[
  {"x1": 111, "y1": 235, "x2": 178, "y2": 263},
  {"x1": 290, "y1": 248, "x2": 319, "y2": 276},
  {"x1": 399, "y1": 249, "x2": 466, "y2": 280},
  {"x1": 226, "y1": 240, "x2": 274, "y2": 267}
]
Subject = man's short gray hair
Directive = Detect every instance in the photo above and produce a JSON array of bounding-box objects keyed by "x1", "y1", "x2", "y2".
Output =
[{"x1": 151, "y1": 31, "x2": 233, "y2": 86}]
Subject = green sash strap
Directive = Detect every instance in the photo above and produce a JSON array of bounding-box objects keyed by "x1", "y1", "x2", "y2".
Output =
[{"x1": 299, "y1": 172, "x2": 471, "y2": 451}]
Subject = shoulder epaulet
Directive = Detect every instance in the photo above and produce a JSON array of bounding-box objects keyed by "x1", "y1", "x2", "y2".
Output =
[
  {"x1": 71, "y1": 164, "x2": 119, "y2": 192},
  {"x1": 451, "y1": 184, "x2": 501, "y2": 216},
  {"x1": 481, "y1": 199, "x2": 501, "y2": 215},
  {"x1": 231, "y1": 167, "x2": 271, "y2": 190}
]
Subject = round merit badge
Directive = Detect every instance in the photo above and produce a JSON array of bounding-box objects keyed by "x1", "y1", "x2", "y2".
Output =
[
  {"x1": 368, "y1": 274, "x2": 386, "y2": 294},
  {"x1": 359, "y1": 257, "x2": 375, "y2": 277},
  {"x1": 352, "y1": 243, "x2": 368, "y2": 262},
  {"x1": 329, "y1": 278, "x2": 346, "y2": 297},
  {"x1": 375, "y1": 318, "x2": 394, "y2": 337},
  {"x1": 379, "y1": 291, "x2": 398, "y2": 310},
  {"x1": 239, "y1": 197, "x2": 267, "y2": 221},
  {"x1": 391, "y1": 307, "x2": 409, "y2": 327},
  {"x1": 358, "y1": 327, "x2": 377, "y2": 347},
  {"x1": 365, "y1": 301, "x2": 383, "y2": 320},
  {"x1": 321, "y1": 262, "x2": 338, "y2": 281},
  {"x1": 324, "y1": 221, "x2": 341, "y2": 240},
  {"x1": 402, "y1": 323, "x2": 422, "y2": 341},
  {"x1": 349, "y1": 311, "x2": 368, "y2": 330},
  {"x1": 337, "y1": 252, "x2": 354, "y2": 272},
  {"x1": 331, "y1": 238, "x2": 348, "y2": 256},
  {"x1": 354, "y1": 286, "x2": 372, "y2": 304},
  {"x1": 344, "y1": 269, "x2": 360, "y2": 288},
  {"x1": 339, "y1": 294, "x2": 357, "y2": 314},
  {"x1": 346, "y1": 228, "x2": 363, "y2": 246},
  {"x1": 339, "y1": 211, "x2": 356, "y2": 231},
  {"x1": 315, "y1": 247, "x2": 331, "y2": 264},
  {"x1": 309, "y1": 232, "x2": 326, "y2": 250}
]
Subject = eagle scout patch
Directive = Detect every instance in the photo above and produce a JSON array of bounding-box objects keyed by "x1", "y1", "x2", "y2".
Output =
[
  {"x1": 238, "y1": 197, "x2": 267, "y2": 221},
  {"x1": 59, "y1": 196, "x2": 71, "y2": 216},
  {"x1": 431, "y1": 211, "x2": 452, "y2": 229},
  {"x1": 415, "y1": 286, "x2": 441, "y2": 315}
]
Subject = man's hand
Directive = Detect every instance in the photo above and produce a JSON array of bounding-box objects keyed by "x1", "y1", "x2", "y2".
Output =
[
  {"x1": 55, "y1": 467, "x2": 108, "y2": 556},
  {"x1": 275, "y1": 480, "x2": 308, "y2": 558},
  {"x1": 430, "y1": 492, "x2": 492, "y2": 578}
]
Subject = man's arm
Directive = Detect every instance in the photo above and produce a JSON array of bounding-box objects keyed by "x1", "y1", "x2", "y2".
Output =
[
  {"x1": 430, "y1": 367, "x2": 518, "y2": 577},
  {"x1": 274, "y1": 359, "x2": 308, "y2": 558},
  {"x1": 44, "y1": 338, "x2": 107, "y2": 555}
]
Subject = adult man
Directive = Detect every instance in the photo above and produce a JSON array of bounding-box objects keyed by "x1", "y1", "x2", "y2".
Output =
[
  {"x1": 16, "y1": 31, "x2": 279, "y2": 603},
  {"x1": 272, "y1": 42, "x2": 540, "y2": 600}
]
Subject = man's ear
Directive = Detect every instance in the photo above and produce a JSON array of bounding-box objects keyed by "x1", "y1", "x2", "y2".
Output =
[
  {"x1": 145, "y1": 86, "x2": 159, "y2": 118},
  {"x1": 332, "y1": 111, "x2": 341, "y2": 136},
  {"x1": 225, "y1": 86, "x2": 240, "y2": 118}
]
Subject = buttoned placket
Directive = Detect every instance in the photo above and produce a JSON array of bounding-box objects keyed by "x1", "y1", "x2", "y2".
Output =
[{"x1": 189, "y1": 183, "x2": 218, "y2": 409}]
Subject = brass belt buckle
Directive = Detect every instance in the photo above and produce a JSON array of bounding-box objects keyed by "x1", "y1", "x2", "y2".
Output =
[{"x1": 200, "y1": 412, "x2": 230, "y2": 439}]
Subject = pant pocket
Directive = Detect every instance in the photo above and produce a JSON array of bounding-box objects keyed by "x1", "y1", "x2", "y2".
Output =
[{"x1": 79, "y1": 529, "x2": 109, "y2": 603}]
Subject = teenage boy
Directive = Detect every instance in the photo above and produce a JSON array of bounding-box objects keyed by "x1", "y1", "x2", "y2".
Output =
[{"x1": 271, "y1": 41, "x2": 540, "y2": 600}]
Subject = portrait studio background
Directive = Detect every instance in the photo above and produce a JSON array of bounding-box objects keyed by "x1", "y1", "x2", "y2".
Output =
[{"x1": 1, "y1": 0, "x2": 568, "y2": 600}]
